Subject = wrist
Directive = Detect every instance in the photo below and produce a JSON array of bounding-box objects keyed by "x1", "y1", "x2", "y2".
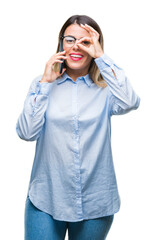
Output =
[
  {"x1": 95, "y1": 51, "x2": 104, "y2": 59},
  {"x1": 40, "y1": 76, "x2": 49, "y2": 83}
]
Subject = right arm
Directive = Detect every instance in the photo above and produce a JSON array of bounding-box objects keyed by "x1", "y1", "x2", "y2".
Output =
[
  {"x1": 16, "y1": 76, "x2": 53, "y2": 141},
  {"x1": 16, "y1": 51, "x2": 67, "y2": 141}
]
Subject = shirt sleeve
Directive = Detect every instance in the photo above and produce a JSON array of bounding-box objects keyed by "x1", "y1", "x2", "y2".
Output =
[
  {"x1": 16, "y1": 75, "x2": 53, "y2": 141},
  {"x1": 94, "y1": 53, "x2": 141, "y2": 116}
]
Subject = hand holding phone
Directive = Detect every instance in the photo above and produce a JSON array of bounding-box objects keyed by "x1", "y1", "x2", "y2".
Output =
[{"x1": 40, "y1": 51, "x2": 67, "y2": 83}]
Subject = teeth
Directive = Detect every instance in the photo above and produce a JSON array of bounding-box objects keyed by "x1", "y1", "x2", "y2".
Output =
[{"x1": 70, "y1": 54, "x2": 83, "y2": 58}]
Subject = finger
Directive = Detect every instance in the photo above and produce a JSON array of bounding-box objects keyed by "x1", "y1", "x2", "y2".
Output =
[
  {"x1": 80, "y1": 24, "x2": 90, "y2": 33},
  {"x1": 47, "y1": 51, "x2": 65, "y2": 62},
  {"x1": 77, "y1": 36, "x2": 92, "y2": 45},
  {"x1": 48, "y1": 54, "x2": 67, "y2": 63},
  {"x1": 60, "y1": 68, "x2": 66, "y2": 75},
  {"x1": 55, "y1": 59, "x2": 65, "y2": 63},
  {"x1": 80, "y1": 24, "x2": 99, "y2": 37},
  {"x1": 56, "y1": 68, "x2": 66, "y2": 78},
  {"x1": 84, "y1": 24, "x2": 99, "y2": 35},
  {"x1": 56, "y1": 55, "x2": 67, "y2": 59},
  {"x1": 77, "y1": 42, "x2": 89, "y2": 52},
  {"x1": 56, "y1": 50, "x2": 66, "y2": 55},
  {"x1": 77, "y1": 36, "x2": 92, "y2": 42}
]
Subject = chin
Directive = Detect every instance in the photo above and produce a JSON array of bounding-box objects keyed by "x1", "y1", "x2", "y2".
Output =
[
  {"x1": 65, "y1": 60, "x2": 90, "y2": 72},
  {"x1": 67, "y1": 64, "x2": 84, "y2": 70}
]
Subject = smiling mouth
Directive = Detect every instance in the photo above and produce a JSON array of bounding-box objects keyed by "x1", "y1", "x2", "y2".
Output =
[{"x1": 69, "y1": 54, "x2": 84, "y2": 61}]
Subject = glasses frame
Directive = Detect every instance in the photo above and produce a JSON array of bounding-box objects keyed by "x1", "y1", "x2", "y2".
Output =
[{"x1": 60, "y1": 35, "x2": 90, "y2": 48}]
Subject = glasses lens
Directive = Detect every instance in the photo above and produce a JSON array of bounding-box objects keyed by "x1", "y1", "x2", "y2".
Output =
[{"x1": 63, "y1": 36, "x2": 75, "y2": 47}]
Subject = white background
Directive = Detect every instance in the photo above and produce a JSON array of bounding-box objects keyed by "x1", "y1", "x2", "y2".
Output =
[{"x1": 0, "y1": 0, "x2": 156, "y2": 239}]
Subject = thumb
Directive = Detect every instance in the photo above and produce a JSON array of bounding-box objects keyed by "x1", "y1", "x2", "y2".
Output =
[
  {"x1": 77, "y1": 43, "x2": 88, "y2": 52},
  {"x1": 55, "y1": 68, "x2": 66, "y2": 79},
  {"x1": 59, "y1": 68, "x2": 66, "y2": 76}
]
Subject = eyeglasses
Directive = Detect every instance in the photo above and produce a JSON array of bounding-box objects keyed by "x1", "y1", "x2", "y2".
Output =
[{"x1": 61, "y1": 35, "x2": 91, "y2": 48}]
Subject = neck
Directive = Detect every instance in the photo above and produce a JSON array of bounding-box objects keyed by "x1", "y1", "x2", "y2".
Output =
[{"x1": 66, "y1": 68, "x2": 89, "y2": 82}]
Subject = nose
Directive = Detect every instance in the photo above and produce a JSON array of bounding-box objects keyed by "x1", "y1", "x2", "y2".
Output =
[{"x1": 72, "y1": 40, "x2": 80, "y2": 50}]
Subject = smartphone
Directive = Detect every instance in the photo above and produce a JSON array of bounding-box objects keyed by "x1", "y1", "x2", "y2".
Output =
[{"x1": 59, "y1": 39, "x2": 65, "y2": 74}]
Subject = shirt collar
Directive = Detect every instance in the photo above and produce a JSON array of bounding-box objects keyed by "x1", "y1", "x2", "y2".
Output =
[{"x1": 57, "y1": 72, "x2": 93, "y2": 87}]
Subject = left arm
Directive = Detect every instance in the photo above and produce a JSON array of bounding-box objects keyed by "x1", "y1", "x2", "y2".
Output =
[
  {"x1": 94, "y1": 53, "x2": 141, "y2": 115},
  {"x1": 77, "y1": 23, "x2": 140, "y2": 115}
]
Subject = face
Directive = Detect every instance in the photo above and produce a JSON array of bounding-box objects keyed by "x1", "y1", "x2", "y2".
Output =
[{"x1": 63, "y1": 24, "x2": 92, "y2": 74}]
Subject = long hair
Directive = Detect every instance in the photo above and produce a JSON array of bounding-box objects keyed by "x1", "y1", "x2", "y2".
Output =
[{"x1": 53, "y1": 15, "x2": 107, "y2": 88}]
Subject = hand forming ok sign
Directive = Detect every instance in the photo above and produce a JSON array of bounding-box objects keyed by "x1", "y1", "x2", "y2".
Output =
[{"x1": 76, "y1": 24, "x2": 104, "y2": 59}]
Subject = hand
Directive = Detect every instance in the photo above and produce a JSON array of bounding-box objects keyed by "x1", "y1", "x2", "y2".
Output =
[
  {"x1": 77, "y1": 24, "x2": 104, "y2": 59},
  {"x1": 40, "y1": 51, "x2": 67, "y2": 83}
]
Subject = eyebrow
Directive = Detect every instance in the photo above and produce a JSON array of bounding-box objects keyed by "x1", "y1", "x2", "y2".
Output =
[{"x1": 63, "y1": 35, "x2": 84, "y2": 40}]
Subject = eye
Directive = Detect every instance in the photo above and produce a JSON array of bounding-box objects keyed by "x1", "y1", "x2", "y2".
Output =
[
  {"x1": 65, "y1": 36, "x2": 75, "y2": 44},
  {"x1": 82, "y1": 41, "x2": 90, "y2": 46}
]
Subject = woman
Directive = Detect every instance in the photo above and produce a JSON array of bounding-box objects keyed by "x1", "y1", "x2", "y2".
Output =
[{"x1": 16, "y1": 15, "x2": 140, "y2": 240}]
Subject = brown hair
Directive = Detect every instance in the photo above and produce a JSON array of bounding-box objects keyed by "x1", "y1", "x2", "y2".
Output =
[{"x1": 53, "y1": 15, "x2": 107, "y2": 88}]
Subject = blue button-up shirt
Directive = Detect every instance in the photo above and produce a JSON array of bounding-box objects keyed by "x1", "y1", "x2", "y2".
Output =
[{"x1": 16, "y1": 53, "x2": 140, "y2": 222}]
